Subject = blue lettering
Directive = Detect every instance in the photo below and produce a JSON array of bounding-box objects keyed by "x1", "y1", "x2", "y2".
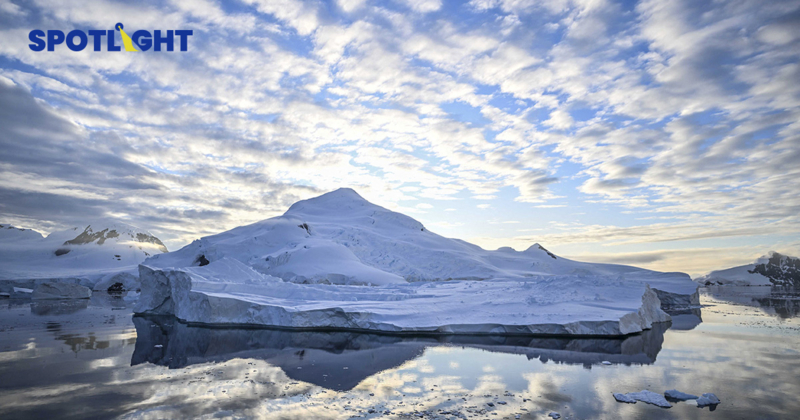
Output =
[
  {"x1": 29, "y1": 26, "x2": 192, "y2": 53},
  {"x1": 66, "y1": 30, "x2": 88, "y2": 51},
  {"x1": 107, "y1": 29, "x2": 120, "y2": 51},
  {"x1": 175, "y1": 30, "x2": 192, "y2": 51},
  {"x1": 153, "y1": 29, "x2": 173, "y2": 51},
  {"x1": 88, "y1": 30, "x2": 105, "y2": 51},
  {"x1": 47, "y1": 30, "x2": 64, "y2": 51},
  {"x1": 132, "y1": 30, "x2": 152, "y2": 51},
  {"x1": 28, "y1": 30, "x2": 45, "y2": 51}
]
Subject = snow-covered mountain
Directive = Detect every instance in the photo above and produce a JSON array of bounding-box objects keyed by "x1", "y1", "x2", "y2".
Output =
[
  {"x1": 695, "y1": 251, "x2": 800, "y2": 286},
  {"x1": 0, "y1": 221, "x2": 168, "y2": 282},
  {"x1": 146, "y1": 188, "x2": 695, "y2": 301},
  {"x1": 135, "y1": 188, "x2": 698, "y2": 336}
]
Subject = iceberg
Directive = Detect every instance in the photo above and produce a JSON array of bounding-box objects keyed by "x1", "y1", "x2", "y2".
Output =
[
  {"x1": 664, "y1": 389, "x2": 698, "y2": 401},
  {"x1": 696, "y1": 393, "x2": 721, "y2": 407},
  {"x1": 134, "y1": 259, "x2": 671, "y2": 335},
  {"x1": 32, "y1": 282, "x2": 92, "y2": 300},
  {"x1": 612, "y1": 390, "x2": 672, "y2": 408},
  {"x1": 133, "y1": 189, "x2": 698, "y2": 335}
]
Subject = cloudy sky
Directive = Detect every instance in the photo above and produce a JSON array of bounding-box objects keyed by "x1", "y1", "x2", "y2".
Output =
[{"x1": 1, "y1": 0, "x2": 798, "y2": 276}]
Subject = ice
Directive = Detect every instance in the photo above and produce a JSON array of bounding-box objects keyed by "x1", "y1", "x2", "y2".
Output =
[
  {"x1": 0, "y1": 287, "x2": 34, "y2": 299},
  {"x1": 0, "y1": 221, "x2": 167, "y2": 287},
  {"x1": 134, "y1": 258, "x2": 671, "y2": 336},
  {"x1": 32, "y1": 282, "x2": 92, "y2": 300},
  {"x1": 131, "y1": 189, "x2": 698, "y2": 335},
  {"x1": 548, "y1": 412, "x2": 561, "y2": 419},
  {"x1": 664, "y1": 389, "x2": 698, "y2": 401},
  {"x1": 92, "y1": 272, "x2": 141, "y2": 292},
  {"x1": 612, "y1": 390, "x2": 672, "y2": 408},
  {"x1": 695, "y1": 251, "x2": 799, "y2": 287},
  {"x1": 613, "y1": 393, "x2": 637, "y2": 403},
  {"x1": 144, "y1": 188, "x2": 698, "y2": 308},
  {"x1": 696, "y1": 393, "x2": 721, "y2": 407}
]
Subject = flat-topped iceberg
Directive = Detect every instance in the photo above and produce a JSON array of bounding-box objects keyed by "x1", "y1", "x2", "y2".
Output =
[
  {"x1": 135, "y1": 258, "x2": 670, "y2": 335},
  {"x1": 134, "y1": 188, "x2": 697, "y2": 335}
]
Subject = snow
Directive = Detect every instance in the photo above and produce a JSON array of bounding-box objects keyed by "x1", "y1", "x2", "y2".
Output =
[
  {"x1": 612, "y1": 390, "x2": 672, "y2": 408},
  {"x1": 695, "y1": 264, "x2": 772, "y2": 286},
  {"x1": 32, "y1": 282, "x2": 92, "y2": 300},
  {"x1": 0, "y1": 221, "x2": 167, "y2": 289},
  {"x1": 92, "y1": 272, "x2": 140, "y2": 292},
  {"x1": 695, "y1": 251, "x2": 799, "y2": 286},
  {"x1": 134, "y1": 257, "x2": 672, "y2": 335},
  {"x1": 145, "y1": 188, "x2": 698, "y2": 305},
  {"x1": 664, "y1": 389, "x2": 698, "y2": 401},
  {"x1": 696, "y1": 393, "x2": 721, "y2": 407},
  {"x1": 132, "y1": 188, "x2": 698, "y2": 335}
]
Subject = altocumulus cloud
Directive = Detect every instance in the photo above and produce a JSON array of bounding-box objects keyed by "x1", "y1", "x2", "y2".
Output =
[{"x1": 0, "y1": 0, "x2": 798, "y2": 273}]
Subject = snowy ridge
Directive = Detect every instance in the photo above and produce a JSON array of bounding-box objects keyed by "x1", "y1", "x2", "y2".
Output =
[
  {"x1": 695, "y1": 251, "x2": 800, "y2": 287},
  {"x1": 0, "y1": 220, "x2": 168, "y2": 286},
  {"x1": 145, "y1": 188, "x2": 697, "y2": 305}
]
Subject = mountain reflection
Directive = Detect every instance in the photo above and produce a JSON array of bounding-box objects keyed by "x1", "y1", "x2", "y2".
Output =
[
  {"x1": 704, "y1": 286, "x2": 800, "y2": 319},
  {"x1": 132, "y1": 316, "x2": 668, "y2": 391}
]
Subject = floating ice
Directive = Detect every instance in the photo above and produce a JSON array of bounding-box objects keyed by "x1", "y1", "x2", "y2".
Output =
[
  {"x1": 32, "y1": 282, "x2": 91, "y2": 300},
  {"x1": 613, "y1": 390, "x2": 672, "y2": 408},
  {"x1": 696, "y1": 393, "x2": 721, "y2": 407},
  {"x1": 664, "y1": 389, "x2": 698, "y2": 401}
]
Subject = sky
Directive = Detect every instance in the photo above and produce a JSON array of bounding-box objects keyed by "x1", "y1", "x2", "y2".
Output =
[{"x1": 0, "y1": 0, "x2": 798, "y2": 277}]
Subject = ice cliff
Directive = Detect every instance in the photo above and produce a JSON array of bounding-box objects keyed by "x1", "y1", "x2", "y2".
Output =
[{"x1": 134, "y1": 188, "x2": 698, "y2": 336}]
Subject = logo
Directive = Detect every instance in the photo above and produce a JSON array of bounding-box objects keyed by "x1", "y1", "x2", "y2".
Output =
[{"x1": 29, "y1": 23, "x2": 193, "y2": 52}]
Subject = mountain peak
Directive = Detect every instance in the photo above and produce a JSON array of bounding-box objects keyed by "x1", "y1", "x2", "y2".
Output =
[
  {"x1": 524, "y1": 243, "x2": 557, "y2": 259},
  {"x1": 285, "y1": 188, "x2": 374, "y2": 216}
]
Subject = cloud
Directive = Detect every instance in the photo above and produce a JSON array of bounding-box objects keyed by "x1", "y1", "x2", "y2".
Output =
[{"x1": 0, "y1": 0, "x2": 797, "y2": 271}]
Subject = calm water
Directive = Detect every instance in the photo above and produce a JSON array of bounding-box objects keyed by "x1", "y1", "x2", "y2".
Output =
[{"x1": 1, "y1": 288, "x2": 799, "y2": 419}]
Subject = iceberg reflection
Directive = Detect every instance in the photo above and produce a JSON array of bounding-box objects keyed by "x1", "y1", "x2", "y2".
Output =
[{"x1": 132, "y1": 316, "x2": 668, "y2": 390}]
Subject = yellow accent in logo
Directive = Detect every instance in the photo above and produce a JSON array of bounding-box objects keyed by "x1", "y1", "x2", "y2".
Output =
[{"x1": 115, "y1": 23, "x2": 138, "y2": 52}]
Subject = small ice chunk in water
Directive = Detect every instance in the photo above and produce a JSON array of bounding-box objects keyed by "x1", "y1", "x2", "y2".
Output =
[
  {"x1": 154, "y1": 344, "x2": 163, "y2": 348},
  {"x1": 613, "y1": 390, "x2": 672, "y2": 408},
  {"x1": 601, "y1": 361, "x2": 612, "y2": 365},
  {"x1": 548, "y1": 412, "x2": 561, "y2": 419},
  {"x1": 613, "y1": 393, "x2": 637, "y2": 403},
  {"x1": 696, "y1": 393, "x2": 721, "y2": 407},
  {"x1": 664, "y1": 389, "x2": 699, "y2": 401}
]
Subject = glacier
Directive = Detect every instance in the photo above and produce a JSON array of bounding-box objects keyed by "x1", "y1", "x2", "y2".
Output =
[
  {"x1": 0, "y1": 221, "x2": 167, "y2": 294},
  {"x1": 134, "y1": 188, "x2": 698, "y2": 336},
  {"x1": 695, "y1": 251, "x2": 800, "y2": 287}
]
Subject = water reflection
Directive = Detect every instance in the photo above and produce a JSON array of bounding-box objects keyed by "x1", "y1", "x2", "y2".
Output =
[
  {"x1": 663, "y1": 308, "x2": 703, "y2": 330},
  {"x1": 30, "y1": 299, "x2": 89, "y2": 315},
  {"x1": 132, "y1": 315, "x2": 668, "y2": 390},
  {"x1": 3, "y1": 289, "x2": 800, "y2": 419},
  {"x1": 704, "y1": 285, "x2": 800, "y2": 319}
]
